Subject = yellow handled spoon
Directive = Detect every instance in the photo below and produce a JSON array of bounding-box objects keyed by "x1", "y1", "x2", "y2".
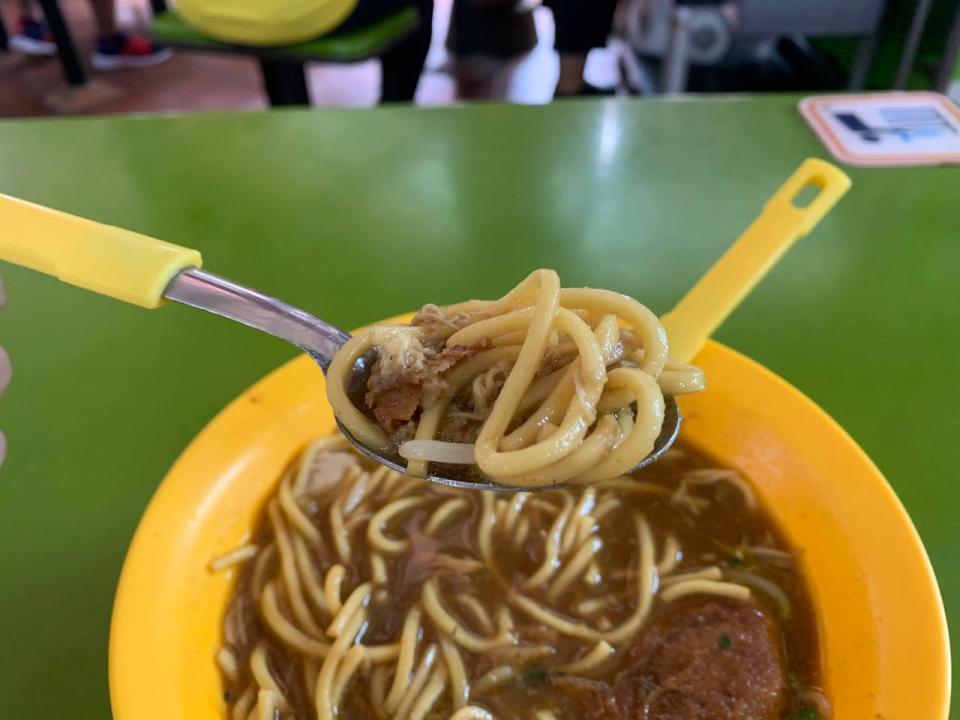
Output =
[{"x1": 0, "y1": 157, "x2": 849, "y2": 490}]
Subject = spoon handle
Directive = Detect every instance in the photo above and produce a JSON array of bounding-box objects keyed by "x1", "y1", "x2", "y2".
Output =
[
  {"x1": 661, "y1": 158, "x2": 851, "y2": 363},
  {"x1": 0, "y1": 193, "x2": 202, "y2": 308}
]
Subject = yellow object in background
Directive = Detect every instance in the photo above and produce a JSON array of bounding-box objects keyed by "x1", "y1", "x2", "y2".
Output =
[{"x1": 174, "y1": 0, "x2": 359, "y2": 46}]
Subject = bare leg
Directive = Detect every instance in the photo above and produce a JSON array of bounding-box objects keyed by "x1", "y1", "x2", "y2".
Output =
[
  {"x1": 556, "y1": 53, "x2": 587, "y2": 94},
  {"x1": 19, "y1": 0, "x2": 35, "y2": 16},
  {"x1": 87, "y1": 0, "x2": 116, "y2": 35}
]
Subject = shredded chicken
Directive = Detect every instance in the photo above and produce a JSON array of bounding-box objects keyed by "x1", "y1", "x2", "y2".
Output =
[
  {"x1": 364, "y1": 326, "x2": 483, "y2": 435},
  {"x1": 411, "y1": 303, "x2": 484, "y2": 342}
]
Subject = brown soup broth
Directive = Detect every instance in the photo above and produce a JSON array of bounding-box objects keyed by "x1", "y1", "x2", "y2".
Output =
[{"x1": 220, "y1": 442, "x2": 823, "y2": 719}]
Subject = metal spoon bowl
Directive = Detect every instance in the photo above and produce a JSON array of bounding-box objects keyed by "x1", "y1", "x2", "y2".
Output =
[{"x1": 165, "y1": 267, "x2": 681, "y2": 491}]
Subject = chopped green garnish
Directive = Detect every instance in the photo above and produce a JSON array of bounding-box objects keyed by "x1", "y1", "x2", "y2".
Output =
[
  {"x1": 223, "y1": 691, "x2": 235, "y2": 703},
  {"x1": 726, "y1": 555, "x2": 745, "y2": 568},
  {"x1": 787, "y1": 704, "x2": 820, "y2": 720},
  {"x1": 786, "y1": 672, "x2": 802, "y2": 692},
  {"x1": 717, "y1": 634, "x2": 733, "y2": 650},
  {"x1": 523, "y1": 667, "x2": 549, "y2": 686}
]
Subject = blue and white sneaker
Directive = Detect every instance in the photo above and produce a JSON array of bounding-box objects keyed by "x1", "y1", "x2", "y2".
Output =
[
  {"x1": 9, "y1": 17, "x2": 57, "y2": 57},
  {"x1": 91, "y1": 32, "x2": 172, "y2": 70}
]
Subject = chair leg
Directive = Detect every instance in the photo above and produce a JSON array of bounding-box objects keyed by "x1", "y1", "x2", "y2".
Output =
[
  {"x1": 0, "y1": 12, "x2": 9, "y2": 53},
  {"x1": 934, "y1": 1, "x2": 960, "y2": 93},
  {"x1": 849, "y1": 32, "x2": 876, "y2": 90},
  {"x1": 259, "y1": 58, "x2": 310, "y2": 106},
  {"x1": 661, "y1": 6, "x2": 692, "y2": 94},
  {"x1": 893, "y1": 0, "x2": 933, "y2": 89},
  {"x1": 37, "y1": 0, "x2": 88, "y2": 86}
]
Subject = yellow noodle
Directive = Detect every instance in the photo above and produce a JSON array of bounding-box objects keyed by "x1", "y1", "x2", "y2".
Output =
[
  {"x1": 425, "y1": 497, "x2": 469, "y2": 535},
  {"x1": 523, "y1": 494, "x2": 574, "y2": 589},
  {"x1": 561, "y1": 489, "x2": 596, "y2": 553},
  {"x1": 279, "y1": 472, "x2": 323, "y2": 545},
  {"x1": 292, "y1": 534, "x2": 329, "y2": 617},
  {"x1": 368, "y1": 497, "x2": 427, "y2": 554},
  {"x1": 231, "y1": 687, "x2": 255, "y2": 720},
  {"x1": 369, "y1": 664, "x2": 389, "y2": 709},
  {"x1": 659, "y1": 579, "x2": 752, "y2": 603},
  {"x1": 681, "y1": 469, "x2": 757, "y2": 509},
  {"x1": 209, "y1": 544, "x2": 260, "y2": 572},
  {"x1": 576, "y1": 598, "x2": 607, "y2": 616},
  {"x1": 434, "y1": 554, "x2": 485, "y2": 574},
  {"x1": 601, "y1": 515, "x2": 657, "y2": 644},
  {"x1": 330, "y1": 644, "x2": 366, "y2": 706},
  {"x1": 340, "y1": 470, "x2": 370, "y2": 515},
  {"x1": 254, "y1": 689, "x2": 277, "y2": 720},
  {"x1": 329, "y1": 499, "x2": 351, "y2": 563},
  {"x1": 656, "y1": 535, "x2": 682, "y2": 576},
  {"x1": 269, "y1": 501, "x2": 325, "y2": 638},
  {"x1": 422, "y1": 578, "x2": 514, "y2": 652},
  {"x1": 456, "y1": 594, "x2": 495, "y2": 634},
  {"x1": 370, "y1": 553, "x2": 388, "y2": 585},
  {"x1": 327, "y1": 582, "x2": 372, "y2": 638},
  {"x1": 324, "y1": 565, "x2": 346, "y2": 616},
  {"x1": 513, "y1": 515, "x2": 530, "y2": 548},
  {"x1": 328, "y1": 271, "x2": 705, "y2": 486},
  {"x1": 472, "y1": 665, "x2": 516, "y2": 694},
  {"x1": 216, "y1": 646, "x2": 239, "y2": 682},
  {"x1": 385, "y1": 607, "x2": 422, "y2": 710},
  {"x1": 406, "y1": 662, "x2": 447, "y2": 720},
  {"x1": 660, "y1": 566, "x2": 723, "y2": 586},
  {"x1": 250, "y1": 543, "x2": 276, "y2": 602},
  {"x1": 315, "y1": 606, "x2": 367, "y2": 720},
  {"x1": 391, "y1": 643, "x2": 438, "y2": 719},
  {"x1": 501, "y1": 492, "x2": 530, "y2": 534},
  {"x1": 496, "y1": 605, "x2": 514, "y2": 634},
  {"x1": 302, "y1": 658, "x2": 321, "y2": 700},
  {"x1": 547, "y1": 537, "x2": 603, "y2": 601},
  {"x1": 365, "y1": 643, "x2": 401, "y2": 663},
  {"x1": 558, "y1": 641, "x2": 615, "y2": 674},
  {"x1": 440, "y1": 637, "x2": 469, "y2": 710},
  {"x1": 249, "y1": 643, "x2": 290, "y2": 710},
  {"x1": 593, "y1": 495, "x2": 623, "y2": 522},
  {"x1": 260, "y1": 582, "x2": 331, "y2": 657}
]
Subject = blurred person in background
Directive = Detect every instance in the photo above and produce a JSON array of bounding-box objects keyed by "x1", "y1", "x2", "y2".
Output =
[
  {"x1": 10, "y1": 0, "x2": 172, "y2": 69},
  {"x1": 175, "y1": 0, "x2": 434, "y2": 102},
  {"x1": 544, "y1": 0, "x2": 618, "y2": 96}
]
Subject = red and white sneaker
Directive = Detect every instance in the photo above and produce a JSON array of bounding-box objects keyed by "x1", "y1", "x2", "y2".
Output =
[
  {"x1": 9, "y1": 17, "x2": 57, "y2": 57},
  {"x1": 91, "y1": 33, "x2": 173, "y2": 70}
]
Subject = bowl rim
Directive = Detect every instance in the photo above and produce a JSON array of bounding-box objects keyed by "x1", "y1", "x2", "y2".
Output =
[{"x1": 109, "y1": 335, "x2": 951, "y2": 720}]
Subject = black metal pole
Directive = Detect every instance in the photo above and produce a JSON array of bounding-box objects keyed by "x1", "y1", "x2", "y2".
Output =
[
  {"x1": 258, "y1": 58, "x2": 310, "y2": 106},
  {"x1": 37, "y1": 0, "x2": 88, "y2": 86}
]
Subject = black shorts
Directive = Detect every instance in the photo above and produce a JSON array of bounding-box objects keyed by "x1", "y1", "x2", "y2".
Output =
[{"x1": 542, "y1": 0, "x2": 619, "y2": 54}]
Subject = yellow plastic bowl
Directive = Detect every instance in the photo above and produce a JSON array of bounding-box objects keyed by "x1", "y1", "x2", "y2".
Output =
[{"x1": 109, "y1": 329, "x2": 951, "y2": 720}]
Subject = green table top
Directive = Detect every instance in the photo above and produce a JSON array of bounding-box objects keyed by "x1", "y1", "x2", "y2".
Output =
[{"x1": 0, "y1": 96, "x2": 955, "y2": 718}]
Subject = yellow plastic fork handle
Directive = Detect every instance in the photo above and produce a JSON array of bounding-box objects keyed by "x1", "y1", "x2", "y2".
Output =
[
  {"x1": 661, "y1": 158, "x2": 852, "y2": 363},
  {"x1": 0, "y1": 193, "x2": 202, "y2": 309}
]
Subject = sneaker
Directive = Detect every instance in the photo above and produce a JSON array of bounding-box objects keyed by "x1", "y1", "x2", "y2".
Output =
[
  {"x1": 9, "y1": 17, "x2": 57, "y2": 57},
  {"x1": 91, "y1": 33, "x2": 172, "y2": 70}
]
